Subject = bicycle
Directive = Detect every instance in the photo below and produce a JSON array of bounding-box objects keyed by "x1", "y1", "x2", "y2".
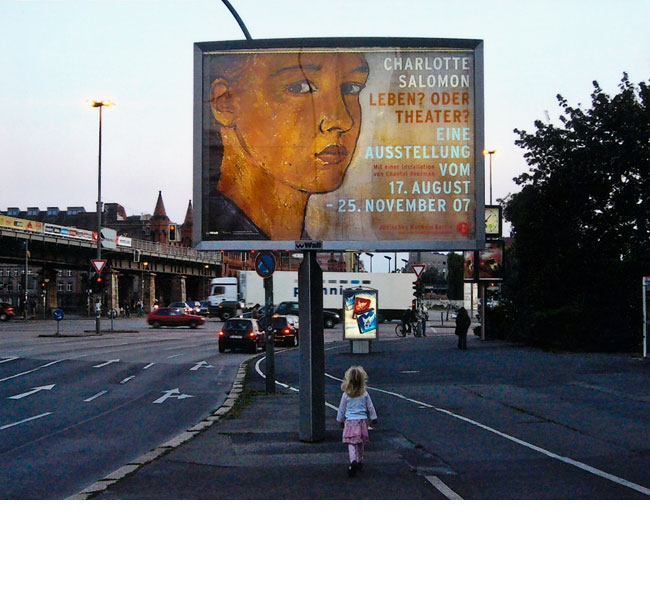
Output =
[{"x1": 395, "y1": 322, "x2": 411, "y2": 337}]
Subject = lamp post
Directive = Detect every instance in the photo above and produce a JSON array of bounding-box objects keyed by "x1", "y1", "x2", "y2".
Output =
[
  {"x1": 483, "y1": 149, "x2": 496, "y2": 206},
  {"x1": 401, "y1": 258, "x2": 408, "y2": 273},
  {"x1": 364, "y1": 252, "x2": 374, "y2": 273},
  {"x1": 88, "y1": 98, "x2": 114, "y2": 333},
  {"x1": 384, "y1": 255, "x2": 392, "y2": 273}
]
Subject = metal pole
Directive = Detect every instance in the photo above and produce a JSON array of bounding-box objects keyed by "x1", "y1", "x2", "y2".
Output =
[
  {"x1": 24, "y1": 240, "x2": 29, "y2": 320},
  {"x1": 489, "y1": 152, "x2": 493, "y2": 206},
  {"x1": 96, "y1": 104, "x2": 102, "y2": 334},
  {"x1": 264, "y1": 275, "x2": 275, "y2": 393}
]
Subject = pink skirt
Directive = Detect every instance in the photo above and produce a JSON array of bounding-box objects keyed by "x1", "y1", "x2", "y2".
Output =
[{"x1": 342, "y1": 419, "x2": 369, "y2": 444}]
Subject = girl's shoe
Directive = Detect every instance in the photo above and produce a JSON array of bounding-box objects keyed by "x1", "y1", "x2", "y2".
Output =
[
  {"x1": 357, "y1": 462, "x2": 363, "y2": 472},
  {"x1": 348, "y1": 461, "x2": 358, "y2": 477}
]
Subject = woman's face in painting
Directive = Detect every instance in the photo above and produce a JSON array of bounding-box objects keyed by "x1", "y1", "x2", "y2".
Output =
[{"x1": 211, "y1": 51, "x2": 369, "y2": 193}]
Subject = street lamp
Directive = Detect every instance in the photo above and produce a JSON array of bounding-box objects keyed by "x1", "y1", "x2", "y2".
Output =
[
  {"x1": 482, "y1": 149, "x2": 497, "y2": 206},
  {"x1": 401, "y1": 258, "x2": 408, "y2": 273},
  {"x1": 364, "y1": 252, "x2": 374, "y2": 273},
  {"x1": 384, "y1": 255, "x2": 392, "y2": 273},
  {"x1": 87, "y1": 98, "x2": 114, "y2": 333}
]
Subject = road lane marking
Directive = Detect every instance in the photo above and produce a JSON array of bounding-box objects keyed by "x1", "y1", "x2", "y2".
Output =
[
  {"x1": 1, "y1": 412, "x2": 52, "y2": 431},
  {"x1": 190, "y1": 360, "x2": 214, "y2": 371},
  {"x1": 425, "y1": 476, "x2": 463, "y2": 500},
  {"x1": 166, "y1": 354, "x2": 183, "y2": 359},
  {"x1": 143, "y1": 363, "x2": 155, "y2": 370},
  {"x1": 152, "y1": 388, "x2": 193, "y2": 404},
  {"x1": 120, "y1": 376, "x2": 135, "y2": 384},
  {"x1": 0, "y1": 357, "x2": 19, "y2": 364},
  {"x1": 323, "y1": 374, "x2": 650, "y2": 498},
  {"x1": 93, "y1": 359, "x2": 120, "y2": 368},
  {"x1": 7, "y1": 384, "x2": 56, "y2": 400},
  {"x1": 83, "y1": 390, "x2": 108, "y2": 402},
  {"x1": 0, "y1": 359, "x2": 66, "y2": 383}
]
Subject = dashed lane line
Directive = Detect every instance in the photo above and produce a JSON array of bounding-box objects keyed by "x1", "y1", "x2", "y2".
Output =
[
  {"x1": 1, "y1": 412, "x2": 52, "y2": 431},
  {"x1": 425, "y1": 476, "x2": 463, "y2": 500},
  {"x1": 0, "y1": 359, "x2": 66, "y2": 383}
]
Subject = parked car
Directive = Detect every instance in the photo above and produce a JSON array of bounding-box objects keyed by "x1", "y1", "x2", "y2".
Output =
[
  {"x1": 169, "y1": 301, "x2": 192, "y2": 314},
  {"x1": 0, "y1": 302, "x2": 15, "y2": 322},
  {"x1": 271, "y1": 315, "x2": 299, "y2": 347},
  {"x1": 218, "y1": 318, "x2": 266, "y2": 353},
  {"x1": 147, "y1": 307, "x2": 206, "y2": 329},
  {"x1": 274, "y1": 301, "x2": 340, "y2": 328}
]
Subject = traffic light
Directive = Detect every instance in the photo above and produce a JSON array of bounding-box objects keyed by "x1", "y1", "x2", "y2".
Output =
[
  {"x1": 90, "y1": 274, "x2": 104, "y2": 293},
  {"x1": 412, "y1": 279, "x2": 423, "y2": 298},
  {"x1": 169, "y1": 224, "x2": 177, "y2": 242}
]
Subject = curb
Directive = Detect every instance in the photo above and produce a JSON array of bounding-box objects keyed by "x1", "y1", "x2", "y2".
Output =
[{"x1": 66, "y1": 360, "x2": 251, "y2": 500}]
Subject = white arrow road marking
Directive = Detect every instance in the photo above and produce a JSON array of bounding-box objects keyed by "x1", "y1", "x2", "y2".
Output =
[
  {"x1": 0, "y1": 356, "x2": 19, "y2": 365},
  {"x1": 8, "y1": 384, "x2": 56, "y2": 400},
  {"x1": 190, "y1": 361, "x2": 214, "y2": 371},
  {"x1": 0, "y1": 359, "x2": 65, "y2": 383},
  {"x1": 1, "y1": 412, "x2": 52, "y2": 431},
  {"x1": 153, "y1": 388, "x2": 194, "y2": 404},
  {"x1": 120, "y1": 376, "x2": 136, "y2": 384},
  {"x1": 84, "y1": 390, "x2": 108, "y2": 402},
  {"x1": 93, "y1": 359, "x2": 120, "y2": 368}
]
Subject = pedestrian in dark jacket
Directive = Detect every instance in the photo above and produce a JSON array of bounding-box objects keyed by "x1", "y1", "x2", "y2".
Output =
[{"x1": 455, "y1": 307, "x2": 471, "y2": 349}]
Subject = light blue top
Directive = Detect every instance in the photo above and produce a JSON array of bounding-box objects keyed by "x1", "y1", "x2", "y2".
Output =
[{"x1": 336, "y1": 392, "x2": 378, "y2": 422}]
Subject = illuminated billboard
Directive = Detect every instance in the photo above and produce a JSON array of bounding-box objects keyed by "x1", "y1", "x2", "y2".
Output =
[
  {"x1": 194, "y1": 37, "x2": 484, "y2": 251},
  {"x1": 343, "y1": 288, "x2": 378, "y2": 340},
  {"x1": 464, "y1": 240, "x2": 504, "y2": 281}
]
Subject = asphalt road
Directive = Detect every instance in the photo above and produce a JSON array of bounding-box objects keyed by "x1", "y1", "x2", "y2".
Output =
[
  {"x1": 251, "y1": 323, "x2": 650, "y2": 500},
  {"x1": 0, "y1": 317, "x2": 248, "y2": 499}
]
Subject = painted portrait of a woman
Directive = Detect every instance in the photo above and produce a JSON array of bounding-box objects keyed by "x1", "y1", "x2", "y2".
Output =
[{"x1": 202, "y1": 50, "x2": 369, "y2": 241}]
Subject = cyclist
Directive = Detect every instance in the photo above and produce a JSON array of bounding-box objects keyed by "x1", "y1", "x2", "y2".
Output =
[{"x1": 400, "y1": 307, "x2": 415, "y2": 335}]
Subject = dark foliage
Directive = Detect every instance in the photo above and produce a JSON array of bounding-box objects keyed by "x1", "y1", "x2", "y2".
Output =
[{"x1": 502, "y1": 74, "x2": 650, "y2": 351}]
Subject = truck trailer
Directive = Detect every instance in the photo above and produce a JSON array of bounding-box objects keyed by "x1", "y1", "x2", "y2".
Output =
[{"x1": 207, "y1": 271, "x2": 416, "y2": 322}]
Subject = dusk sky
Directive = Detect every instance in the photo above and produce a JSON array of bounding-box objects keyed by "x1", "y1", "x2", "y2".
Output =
[{"x1": 1, "y1": 0, "x2": 648, "y2": 272}]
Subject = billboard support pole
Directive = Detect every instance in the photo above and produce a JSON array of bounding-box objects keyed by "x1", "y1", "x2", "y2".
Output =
[{"x1": 299, "y1": 252, "x2": 325, "y2": 442}]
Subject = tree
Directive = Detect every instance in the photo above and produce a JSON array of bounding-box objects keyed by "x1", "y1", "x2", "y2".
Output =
[{"x1": 503, "y1": 74, "x2": 650, "y2": 350}]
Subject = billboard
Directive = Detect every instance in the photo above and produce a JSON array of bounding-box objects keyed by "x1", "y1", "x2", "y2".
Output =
[
  {"x1": 194, "y1": 38, "x2": 484, "y2": 251},
  {"x1": 464, "y1": 240, "x2": 504, "y2": 281},
  {"x1": 343, "y1": 287, "x2": 378, "y2": 340}
]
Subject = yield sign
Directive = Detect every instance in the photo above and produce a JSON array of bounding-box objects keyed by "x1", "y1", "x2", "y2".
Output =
[
  {"x1": 91, "y1": 259, "x2": 107, "y2": 275},
  {"x1": 411, "y1": 264, "x2": 425, "y2": 279}
]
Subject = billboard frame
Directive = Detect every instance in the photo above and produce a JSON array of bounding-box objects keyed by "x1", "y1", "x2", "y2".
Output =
[{"x1": 193, "y1": 37, "x2": 484, "y2": 252}]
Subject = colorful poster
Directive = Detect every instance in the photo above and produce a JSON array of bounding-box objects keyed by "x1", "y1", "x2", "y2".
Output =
[
  {"x1": 343, "y1": 288, "x2": 378, "y2": 340},
  {"x1": 0, "y1": 215, "x2": 44, "y2": 234},
  {"x1": 464, "y1": 240, "x2": 504, "y2": 281},
  {"x1": 194, "y1": 39, "x2": 484, "y2": 251}
]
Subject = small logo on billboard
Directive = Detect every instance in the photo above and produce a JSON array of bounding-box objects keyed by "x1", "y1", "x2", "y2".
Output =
[{"x1": 295, "y1": 241, "x2": 323, "y2": 250}]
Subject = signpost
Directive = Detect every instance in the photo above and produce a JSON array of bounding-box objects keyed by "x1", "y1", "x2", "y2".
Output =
[
  {"x1": 52, "y1": 309, "x2": 64, "y2": 336},
  {"x1": 255, "y1": 251, "x2": 276, "y2": 393}
]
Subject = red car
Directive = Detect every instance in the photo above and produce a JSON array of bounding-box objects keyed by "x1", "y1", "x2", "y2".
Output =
[
  {"x1": 147, "y1": 307, "x2": 205, "y2": 329},
  {"x1": 0, "y1": 302, "x2": 15, "y2": 322}
]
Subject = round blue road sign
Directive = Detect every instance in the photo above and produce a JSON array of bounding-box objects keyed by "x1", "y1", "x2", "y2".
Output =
[
  {"x1": 52, "y1": 309, "x2": 64, "y2": 321},
  {"x1": 255, "y1": 252, "x2": 276, "y2": 278}
]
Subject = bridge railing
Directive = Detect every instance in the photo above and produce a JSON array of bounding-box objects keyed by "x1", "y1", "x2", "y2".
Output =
[{"x1": 129, "y1": 238, "x2": 222, "y2": 264}]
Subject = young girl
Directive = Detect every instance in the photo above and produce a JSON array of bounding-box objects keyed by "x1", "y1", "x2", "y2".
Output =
[{"x1": 336, "y1": 366, "x2": 378, "y2": 477}]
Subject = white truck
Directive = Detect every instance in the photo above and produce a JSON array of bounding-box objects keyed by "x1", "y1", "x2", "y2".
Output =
[{"x1": 207, "y1": 270, "x2": 416, "y2": 322}]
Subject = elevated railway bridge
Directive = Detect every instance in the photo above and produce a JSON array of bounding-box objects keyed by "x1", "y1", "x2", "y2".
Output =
[{"x1": 0, "y1": 220, "x2": 222, "y2": 315}]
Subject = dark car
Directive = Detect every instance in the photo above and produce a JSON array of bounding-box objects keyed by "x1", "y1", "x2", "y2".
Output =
[
  {"x1": 271, "y1": 315, "x2": 299, "y2": 347},
  {"x1": 218, "y1": 318, "x2": 266, "y2": 353},
  {"x1": 169, "y1": 301, "x2": 192, "y2": 314},
  {"x1": 274, "y1": 301, "x2": 340, "y2": 328},
  {"x1": 0, "y1": 302, "x2": 15, "y2": 322},
  {"x1": 147, "y1": 307, "x2": 206, "y2": 328},
  {"x1": 198, "y1": 301, "x2": 210, "y2": 317}
]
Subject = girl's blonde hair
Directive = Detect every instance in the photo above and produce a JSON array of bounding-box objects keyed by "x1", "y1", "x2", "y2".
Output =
[{"x1": 341, "y1": 365, "x2": 368, "y2": 397}]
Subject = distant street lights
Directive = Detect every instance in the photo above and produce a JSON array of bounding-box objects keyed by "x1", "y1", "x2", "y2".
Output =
[
  {"x1": 87, "y1": 99, "x2": 114, "y2": 334},
  {"x1": 401, "y1": 258, "x2": 409, "y2": 273},
  {"x1": 384, "y1": 255, "x2": 392, "y2": 273},
  {"x1": 483, "y1": 149, "x2": 497, "y2": 206},
  {"x1": 364, "y1": 252, "x2": 374, "y2": 273}
]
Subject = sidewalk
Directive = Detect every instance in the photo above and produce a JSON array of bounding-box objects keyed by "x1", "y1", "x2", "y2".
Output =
[{"x1": 75, "y1": 360, "x2": 445, "y2": 500}]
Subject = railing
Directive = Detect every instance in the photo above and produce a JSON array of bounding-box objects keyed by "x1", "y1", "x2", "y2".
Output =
[{"x1": 129, "y1": 238, "x2": 222, "y2": 264}]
